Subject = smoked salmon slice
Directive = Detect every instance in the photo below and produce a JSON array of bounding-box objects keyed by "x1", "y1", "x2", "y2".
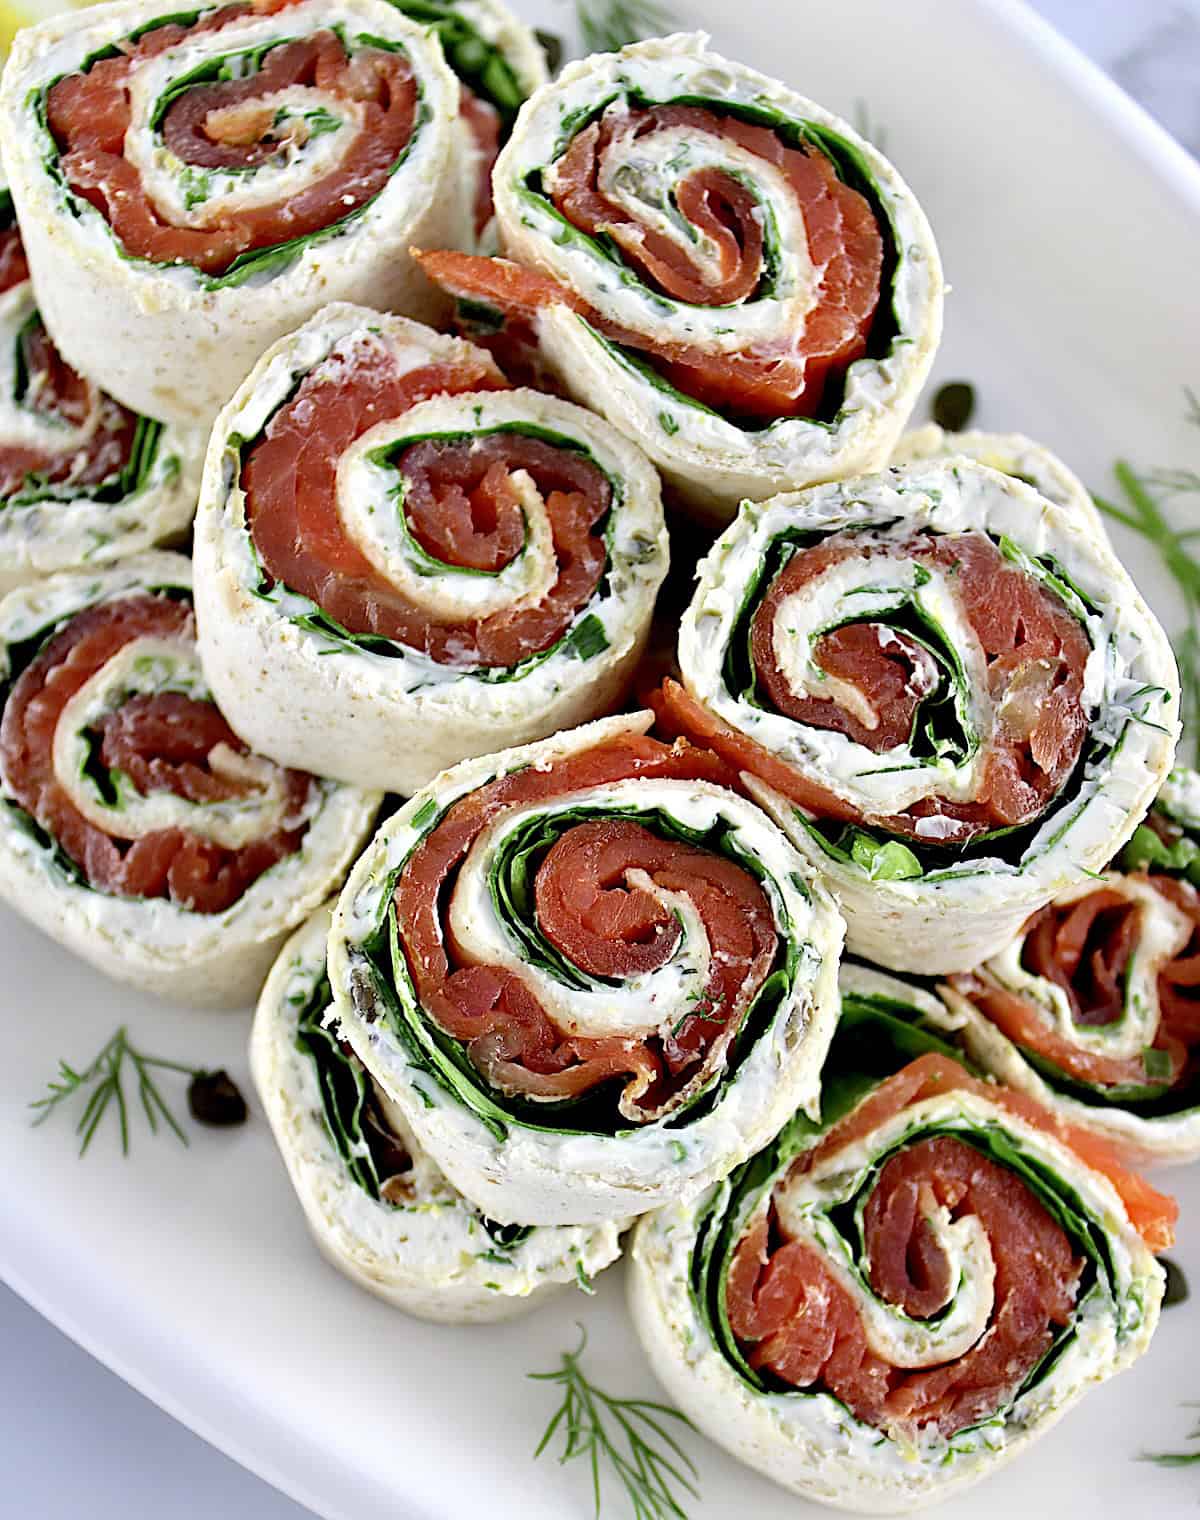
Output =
[
  {"x1": 392, "y1": 734, "x2": 774, "y2": 1112},
  {"x1": 0, "y1": 224, "x2": 28, "y2": 294},
  {"x1": 0, "y1": 314, "x2": 137, "y2": 500},
  {"x1": 728, "y1": 1137, "x2": 1081, "y2": 1438},
  {"x1": 45, "y1": 5, "x2": 419, "y2": 278},
  {"x1": 0, "y1": 208, "x2": 139, "y2": 500},
  {"x1": 460, "y1": 89, "x2": 503, "y2": 235},
  {"x1": 802, "y1": 1052, "x2": 1175, "y2": 1251},
  {"x1": 548, "y1": 103, "x2": 882, "y2": 417},
  {"x1": 415, "y1": 92, "x2": 885, "y2": 425},
  {"x1": 0, "y1": 594, "x2": 315, "y2": 913},
  {"x1": 951, "y1": 873, "x2": 1200, "y2": 1093},
  {"x1": 240, "y1": 333, "x2": 629, "y2": 666},
  {"x1": 660, "y1": 531, "x2": 1091, "y2": 845},
  {"x1": 725, "y1": 1050, "x2": 1175, "y2": 1440},
  {"x1": 1148, "y1": 874, "x2": 1200, "y2": 1042}
]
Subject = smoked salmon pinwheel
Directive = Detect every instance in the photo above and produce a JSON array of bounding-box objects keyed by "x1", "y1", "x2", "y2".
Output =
[
  {"x1": 941, "y1": 767, "x2": 1200, "y2": 1164},
  {"x1": 193, "y1": 303, "x2": 669, "y2": 794},
  {"x1": 415, "y1": 32, "x2": 943, "y2": 521},
  {"x1": 0, "y1": 0, "x2": 472, "y2": 427},
  {"x1": 0, "y1": 553, "x2": 379, "y2": 1005},
  {"x1": 253, "y1": 904, "x2": 623, "y2": 1321},
  {"x1": 325, "y1": 712, "x2": 844, "y2": 1226},
  {"x1": 659, "y1": 458, "x2": 1178, "y2": 974},
  {"x1": 0, "y1": 180, "x2": 202, "y2": 595},
  {"x1": 893, "y1": 424, "x2": 1104, "y2": 533},
  {"x1": 630, "y1": 963, "x2": 1171, "y2": 1514}
]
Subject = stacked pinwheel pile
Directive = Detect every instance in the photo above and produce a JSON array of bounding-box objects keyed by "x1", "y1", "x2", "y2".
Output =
[{"x1": 0, "y1": 3, "x2": 1193, "y2": 1510}]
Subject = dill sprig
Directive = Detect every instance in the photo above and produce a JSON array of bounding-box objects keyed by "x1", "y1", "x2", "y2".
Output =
[
  {"x1": 31, "y1": 1025, "x2": 199, "y2": 1156},
  {"x1": 1093, "y1": 403, "x2": 1200, "y2": 763},
  {"x1": 532, "y1": 1328, "x2": 700, "y2": 1518},
  {"x1": 576, "y1": 0, "x2": 677, "y2": 54},
  {"x1": 1143, "y1": 1405, "x2": 1200, "y2": 1466}
]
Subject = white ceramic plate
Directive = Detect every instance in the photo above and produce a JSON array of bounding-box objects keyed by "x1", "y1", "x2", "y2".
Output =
[{"x1": 3, "y1": 2, "x2": 1200, "y2": 1516}]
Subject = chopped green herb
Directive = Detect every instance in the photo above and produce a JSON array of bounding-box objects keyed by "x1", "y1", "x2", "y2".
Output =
[
  {"x1": 849, "y1": 832, "x2": 923, "y2": 881},
  {"x1": 565, "y1": 613, "x2": 610, "y2": 660},
  {"x1": 1141, "y1": 1047, "x2": 1172, "y2": 1081},
  {"x1": 301, "y1": 105, "x2": 341, "y2": 139},
  {"x1": 179, "y1": 165, "x2": 211, "y2": 210},
  {"x1": 410, "y1": 796, "x2": 439, "y2": 830},
  {"x1": 1144, "y1": 1410, "x2": 1200, "y2": 1466}
]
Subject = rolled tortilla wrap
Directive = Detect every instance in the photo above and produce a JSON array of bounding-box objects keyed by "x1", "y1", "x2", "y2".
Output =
[
  {"x1": 193, "y1": 302, "x2": 668, "y2": 794},
  {"x1": 0, "y1": 0, "x2": 472, "y2": 425},
  {"x1": 0, "y1": 178, "x2": 201, "y2": 594},
  {"x1": 252, "y1": 903, "x2": 624, "y2": 1322},
  {"x1": 325, "y1": 711, "x2": 845, "y2": 1226},
  {"x1": 628, "y1": 962, "x2": 1171, "y2": 1512},
  {"x1": 0, "y1": 552, "x2": 379, "y2": 1006},
  {"x1": 658, "y1": 458, "x2": 1178, "y2": 973},
  {"x1": 417, "y1": 31, "x2": 943, "y2": 521},
  {"x1": 941, "y1": 766, "x2": 1200, "y2": 1164}
]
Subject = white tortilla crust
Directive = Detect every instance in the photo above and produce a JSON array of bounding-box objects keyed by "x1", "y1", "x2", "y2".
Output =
[{"x1": 893, "y1": 425, "x2": 1104, "y2": 533}]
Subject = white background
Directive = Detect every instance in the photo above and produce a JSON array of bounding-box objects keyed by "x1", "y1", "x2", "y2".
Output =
[{"x1": 3, "y1": 1, "x2": 1198, "y2": 1517}]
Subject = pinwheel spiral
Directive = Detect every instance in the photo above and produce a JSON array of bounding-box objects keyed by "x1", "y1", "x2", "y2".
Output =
[
  {"x1": 0, "y1": 552, "x2": 378, "y2": 1004},
  {"x1": 418, "y1": 32, "x2": 942, "y2": 520},
  {"x1": 943, "y1": 767, "x2": 1200, "y2": 1163},
  {"x1": 1, "y1": 0, "x2": 474, "y2": 424},
  {"x1": 253, "y1": 904, "x2": 623, "y2": 1321},
  {"x1": 325, "y1": 713, "x2": 844, "y2": 1225},
  {"x1": 658, "y1": 458, "x2": 1178, "y2": 972},
  {"x1": 0, "y1": 180, "x2": 201, "y2": 594},
  {"x1": 194, "y1": 303, "x2": 669, "y2": 793},
  {"x1": 630, "y1": 966, "x2": 1170, "y2": 1512}
]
